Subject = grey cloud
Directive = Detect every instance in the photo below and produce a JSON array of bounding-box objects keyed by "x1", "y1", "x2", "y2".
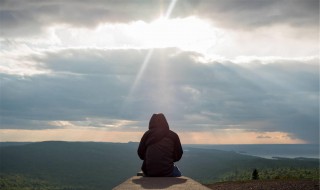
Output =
[
  {"x1": 33, "y1": 49, "x2": 147, "y2": 75},
  {"x1": 0, "y1": 48, "x2": 318, "y2": 143},
  {"x1": 181, "y1": 0, "x2": 319, "y2": 29},
  {"x1": 256, "y1": 135, "x2": 271, "y2": 139},
  {"x1": 0, "y1": 116, "x2": 58, "y2": 130},
  {"x1": 1, "y1": 0, "x2": 318, "y2": 37},
  {"x1": 0, "y1": 73, "x2": 128, "y2": 122},
  {"x1": 0, "y1": 0, "x2": 162, "y2": 37}
]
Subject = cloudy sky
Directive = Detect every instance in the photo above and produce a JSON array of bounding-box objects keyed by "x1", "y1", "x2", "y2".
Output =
[{"x1": 0, "y1": 0, "x2": 319, "y2": 144}]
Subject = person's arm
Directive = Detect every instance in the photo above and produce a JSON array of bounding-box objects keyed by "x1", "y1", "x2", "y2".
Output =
[
  {"x1": 173, "y1": 134, "x2": 183, "y2": 162},
  {"x1": 137, "y1": 133, "x2": 147, "y2": 160}
]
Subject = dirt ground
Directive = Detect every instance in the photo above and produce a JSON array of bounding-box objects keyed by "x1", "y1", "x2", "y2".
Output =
[{"x1": 205, "y1": 180, "x2": 319, "y2": 190}]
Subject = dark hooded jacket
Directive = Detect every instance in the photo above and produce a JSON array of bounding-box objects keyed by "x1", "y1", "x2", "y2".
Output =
[{"x1": 138, "y1": 113, "x2": 183, "y2": 177}]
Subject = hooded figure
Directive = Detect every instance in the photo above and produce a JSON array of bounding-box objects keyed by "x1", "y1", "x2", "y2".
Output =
[{"x1": 138, "y1": 113, "x2": 183, "y2": 177}]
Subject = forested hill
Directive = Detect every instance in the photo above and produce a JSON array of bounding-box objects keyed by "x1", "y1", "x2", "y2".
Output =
[
  {"x1": 0, "y1": 141, "x2": 318, "y2": 190},
  {"x1": 1, "y1": 141, "x2": 140, "y2": 189}
]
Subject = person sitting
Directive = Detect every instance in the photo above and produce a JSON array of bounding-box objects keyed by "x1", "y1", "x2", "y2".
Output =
[{"x1": 137, "y1": 113, "x2": 183, "y2": 177}]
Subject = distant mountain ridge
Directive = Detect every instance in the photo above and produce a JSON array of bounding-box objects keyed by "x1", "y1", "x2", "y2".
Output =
[{"x1": 0, "y1": 142, "x2": 32, "y2": 147}]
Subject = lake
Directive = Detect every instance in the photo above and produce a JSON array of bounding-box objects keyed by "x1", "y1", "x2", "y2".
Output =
[{"x1": 184, "y1": 144, "x2": 319, "y2": 159}]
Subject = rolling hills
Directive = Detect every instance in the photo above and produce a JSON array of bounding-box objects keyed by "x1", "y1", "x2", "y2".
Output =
[{"x1": 0, "y1": 141, "x2": 318, "y2": 189}]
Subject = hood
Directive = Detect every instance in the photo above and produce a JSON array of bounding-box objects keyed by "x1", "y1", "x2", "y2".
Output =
[
  {"x1": 144, "y1": 113, "x2": 170, "y2": 146},
  {"x1": 149, "y1": 113, "x2": 170, "y2": 130}
]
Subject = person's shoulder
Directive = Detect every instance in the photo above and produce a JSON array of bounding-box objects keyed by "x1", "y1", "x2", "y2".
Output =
[
  {"x1": 141, "y1": 130, "x2": 150, "y2": 139},
  {"x1": 168, "y1": 130, "x2": 179, "y2": 138}
]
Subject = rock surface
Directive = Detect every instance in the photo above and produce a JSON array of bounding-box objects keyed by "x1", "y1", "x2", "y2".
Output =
[
  {"x1": 113, "y1": 176, "x2": 211, "y2": 190},
  {"x1": 205, "y1": 180, "x2": 319, "y2": 190}
]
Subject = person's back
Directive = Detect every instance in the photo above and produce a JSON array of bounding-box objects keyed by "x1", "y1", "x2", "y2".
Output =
[{"x1": 138, "y1": 113, "x2": 183, "y2": 177}]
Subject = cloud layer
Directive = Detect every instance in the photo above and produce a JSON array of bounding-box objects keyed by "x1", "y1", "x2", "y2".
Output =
[
  {"x1": 1, "y1": 48, "x2": 318, "y2": 143},
  {"x1": 1, "y1": 0, "x2": 318, "y2": 37},
  {"x1": 0, "y1": 0, "x2": 318, "y2": 144}
]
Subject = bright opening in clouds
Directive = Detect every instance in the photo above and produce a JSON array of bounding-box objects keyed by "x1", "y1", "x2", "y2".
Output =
[
  {"x1": 5, "y1": 17, "x2": 218, "y2": 53},
  {"x1": 0, "y1": 0, "x2": 319, "y2": 144}
]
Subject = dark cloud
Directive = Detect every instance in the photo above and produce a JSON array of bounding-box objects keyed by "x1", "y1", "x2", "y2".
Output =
[
  {"x1": 0, "y1": 48, "x2": 318, "y2": 143},
  {"x1": 0, "y1": 0, "x2": 161, "y2": 37},
  {"x1": 180, "y1": 0, "x2": 319, "y2": 29},
  {"x1": 0, "y1": 0, "x2": 318, "y2": 37}
]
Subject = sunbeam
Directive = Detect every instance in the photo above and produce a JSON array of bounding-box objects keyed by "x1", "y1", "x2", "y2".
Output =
[
  {"x1": 128, "y1": 49, "x2": 154, "y2": 98},
  {"x1": 122, "y1": 0, "x2": 179, "y2": 111},
  {"x1": 164, "y1": 0, "x2": 178, "y2": 19}
]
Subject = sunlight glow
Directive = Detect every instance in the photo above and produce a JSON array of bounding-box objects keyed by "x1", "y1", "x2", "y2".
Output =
[
  {"x1": 179, "y1": 131, "x2": 306, "y2": 144},
  {"x1": 45, "y1": 16, "x2": 219, "y2": 54},
  {"x1": 0, "y1": 129, "x2": 306, "y2": 144},
  {"x1": 127, "y1": 17, "x2": 217, "y2": 52},
  {"x1": 0, "y1": 129, "x2": 144, "y2": 142}
]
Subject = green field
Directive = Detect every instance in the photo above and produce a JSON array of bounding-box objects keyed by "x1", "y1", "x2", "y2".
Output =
[{"x1": 0, "y1": 142, "x2": 318, "y2": 189}]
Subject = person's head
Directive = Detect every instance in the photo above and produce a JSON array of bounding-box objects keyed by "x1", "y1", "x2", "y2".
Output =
[{"x1": 149, "y1": 113, "x2": 169, "y2": 130}]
